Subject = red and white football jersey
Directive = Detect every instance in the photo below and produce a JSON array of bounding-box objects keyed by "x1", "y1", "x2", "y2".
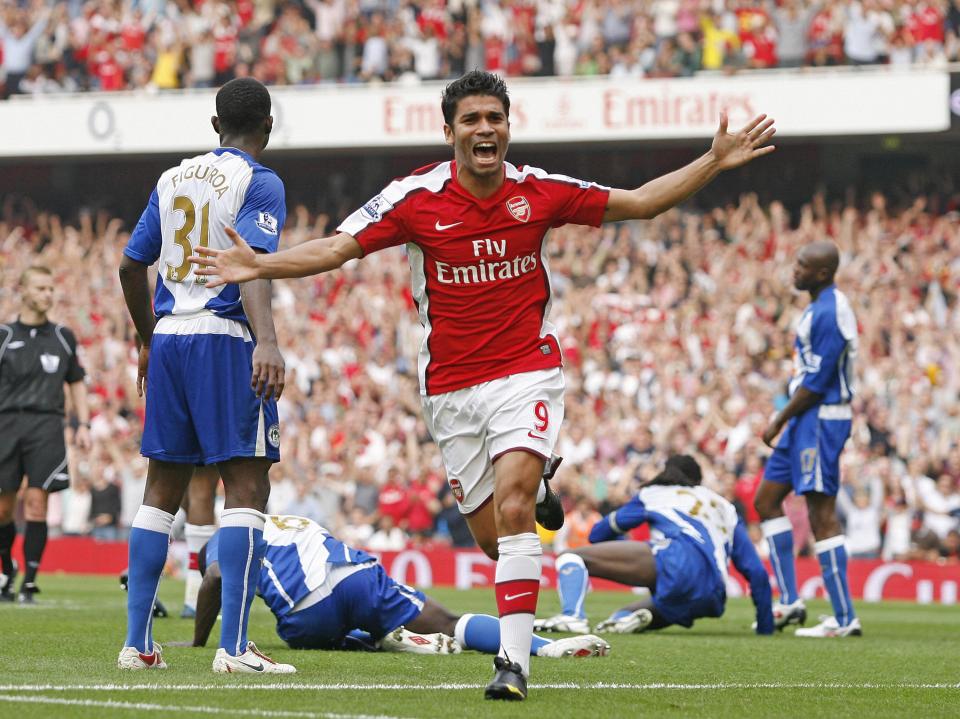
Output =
[{"x1": 338, "y1": 160, "x2": 609, "y2": 396}]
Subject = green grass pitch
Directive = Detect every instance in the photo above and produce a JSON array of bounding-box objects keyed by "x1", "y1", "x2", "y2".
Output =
[{"x1": 0, "y1": 575, "x2": 957, "y2": 718}]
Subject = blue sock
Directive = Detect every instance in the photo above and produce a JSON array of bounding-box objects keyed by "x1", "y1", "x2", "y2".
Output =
[
  {"x1": 762, "y1": 517, "x2": 799, "y2": 605},
  {"x1": 556, "y1": 553, "x2": 588, "y2": 618},
  {"x1": 455, "y1": 614, "x2": 549, "y2": 656},
  {"x1": 218, "y1": 508, "x2": 267, "y2": 656},
  {"x1": 124, "y1": 506, "x2": 174, "y2": 653},
  {"x1": 815, "y1": 535, "x2": 856, "y2": 626}
]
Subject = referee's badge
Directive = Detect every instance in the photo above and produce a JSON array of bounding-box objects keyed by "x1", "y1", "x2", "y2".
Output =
[{"x1": 39, "y1": 353, "x2": 60, "y2": 374}]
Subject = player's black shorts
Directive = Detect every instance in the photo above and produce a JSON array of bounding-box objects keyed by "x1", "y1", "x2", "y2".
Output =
[{"x1": 0, "y1": 413, "x2": 70, "y2": 494}]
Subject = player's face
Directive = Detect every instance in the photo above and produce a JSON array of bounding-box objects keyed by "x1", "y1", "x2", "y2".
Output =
[
  {"x1": 792, "y1": 251, "x2": 817, "y2": 291},
  {"x1": 443, "y1": 94, "x2": 510, "y2": 180},
  {"x1": 21, "y1": 273, "x2": 54, "y2": 315}
]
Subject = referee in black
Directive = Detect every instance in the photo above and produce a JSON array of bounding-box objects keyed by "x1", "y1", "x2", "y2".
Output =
[{"x1": 0, "y1": 265, "x2": 91, "y2": 604}]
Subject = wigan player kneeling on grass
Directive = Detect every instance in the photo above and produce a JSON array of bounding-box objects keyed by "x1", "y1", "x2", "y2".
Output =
[
  {"x1": 535, "y1": 456, "x2": 774, "y2": 636},
  {"x1": 195, "y1": 515, "x2": 610, "y2": 660}
]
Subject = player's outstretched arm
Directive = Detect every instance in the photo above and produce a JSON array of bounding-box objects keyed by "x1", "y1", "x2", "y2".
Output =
[
  {"x1": 730, "y1": 520, "x2": 774, "y2": 635},
  {"x1": 603, "y1": 112, "x2": 776, "y2": 223},
  {"x1": 588, "y1": 497, "x2": 648, "y2": 543},
  {"x1": 190, "y1": 227, "x2": 363, "y2": 287}
]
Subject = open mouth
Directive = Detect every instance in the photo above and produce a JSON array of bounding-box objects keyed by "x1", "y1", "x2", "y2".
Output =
[{"x1": 472, "y1": 142, "x2": 497, "y2": 161}]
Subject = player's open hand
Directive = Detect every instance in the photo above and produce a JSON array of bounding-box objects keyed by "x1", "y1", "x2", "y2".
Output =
[
  {"x1": 710, "y1": 112, "x2": 776, "y2": 171},
  {"x1": 251, "y1": 342, "x2": 285, "y2": 401},
  {"x1": 189, "y1": 226, "x2": 260, "y2": 287}
]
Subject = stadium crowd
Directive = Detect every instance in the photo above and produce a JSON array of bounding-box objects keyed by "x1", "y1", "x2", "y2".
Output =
[
  {"x1": 1, "y1": 186, "x2": 959, "y2": 562},
  {"x1": 1, "y1": 0, "x2": 960, "y2": 97}
]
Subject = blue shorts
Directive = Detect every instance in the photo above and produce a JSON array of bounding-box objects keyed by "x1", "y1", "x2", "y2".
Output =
[
  {"x1": 652, "y1": 538, "x2": 725, "y2": 628},
  {"x1": 764, "y1": 406, "x2": 851, "y2": 496},
  {"x1": 141, "y1": 331, "x2": 280, "y2": 465},
  {"x1": 276, "y1": 564, "x2": 425, "y2": 649}
]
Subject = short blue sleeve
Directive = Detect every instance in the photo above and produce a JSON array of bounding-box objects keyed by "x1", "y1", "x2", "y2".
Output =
[
  {"x1": 589, "y1": 496, "x2": 648, "y2": 543},
  {"x1": 124, "y1": 188, "x2": 162, "y2": 264},
  {"x1": 235, "y1": 169, "x2": 286, "y2": 254},
  {"x1": 801, "y1": 307, "x2": 846, "y2": 395}
]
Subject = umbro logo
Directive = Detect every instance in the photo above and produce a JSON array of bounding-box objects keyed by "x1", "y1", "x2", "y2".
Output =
[{"x1": 435, "y1": 220, "x2": 463, "y2": 231}]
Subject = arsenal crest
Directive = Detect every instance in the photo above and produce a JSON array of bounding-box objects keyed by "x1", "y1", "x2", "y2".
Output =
[
  {"x1": 506, "y1": 196, "x2": 531, "y2": 223},
  {"x1": 449, "y1": 478, "x2": 465, "y2": 503}
]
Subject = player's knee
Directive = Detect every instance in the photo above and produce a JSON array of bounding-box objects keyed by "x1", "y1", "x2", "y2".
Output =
[
  {"x1": 495, "y1": 493, "x2": 534, "y2": 534},
  {"x1": 23, "y1": 499, "x2": 47, "y2": 521}
]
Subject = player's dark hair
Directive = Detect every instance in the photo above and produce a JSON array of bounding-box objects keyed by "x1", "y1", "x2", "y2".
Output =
[
  {"x1": 643, "y1": 466, "x2": 699, "y2": 489},
  {"x1": 215, "y1": 78, "x2": 272, "y2": 135},
  {"x1": 665, "y1": 454, "x2": 702, "y2": 485},
  {"x1": 441, "y1": 70, "x2": 510, "y2": 125}
]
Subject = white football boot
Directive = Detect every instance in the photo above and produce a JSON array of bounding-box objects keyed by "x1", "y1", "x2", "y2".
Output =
[
  {"x1": 118, "y1": 643, "x2": 168, "y2": 670},
  {"x1": 536, "y1": 634, "x2": 611, "y2": 658},
  {"x1": 795, "y1": 616, "x2": 862, "y2": 638},
  {"x1": 594, "y1": 608, "x2": 653, "y2": 634},
  {"x1": 532, "y1": 614, "x2": 590, "y2": 634},
  {"x1": 212, "y1": 641, "x2": 297, "y2": 673},
  {"x1": 380, "y1": 626, "x2": 462, "y2": 655}
]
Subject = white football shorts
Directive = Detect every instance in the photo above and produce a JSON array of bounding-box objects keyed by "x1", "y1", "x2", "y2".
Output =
[{"x1": 421, "y1": 367, "x2": 565, "y2": 515}]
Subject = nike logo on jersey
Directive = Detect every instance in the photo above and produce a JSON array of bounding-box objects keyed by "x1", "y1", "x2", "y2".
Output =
[
  {"x1": 6, "y1": 341, "x2": 24, "y2": 350},
  {"x1": 504, "y1": 591, "x2": 533, "y2": 601},
  {"x1": 435, "y1": 220, "x2": 463, "y2": 231},
  {"x1": 527, "y1": 431, "x2": 547, "y2": 440}
]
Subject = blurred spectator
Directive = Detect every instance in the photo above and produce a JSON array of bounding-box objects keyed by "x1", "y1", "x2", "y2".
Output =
[
  {"x1": 838, "y1": 475, "x2": 884, "y2": 559},
  {"x1": 366, "y1": 515, "x2": 407, "y2": 551},
  {"x1": 61, "y1": 477, "x2": 92, "y2": 536},
  {"x1": 3, "y1": 0, "x2": 960, "y2": 99},
  {"x1": 553, "y1": 497, "x2": 601, "y2": 553},
  {"x1": 89, "y1": 474, "x2": 121, "y2": 540}
]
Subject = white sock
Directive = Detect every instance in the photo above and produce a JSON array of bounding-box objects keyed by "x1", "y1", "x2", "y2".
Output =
[
  {"x1": 495, "y1": 532, "x2": 542, "y2": 677},
  {"x1": 183, "y1": 523, "x2": 216, "y2": 609}
]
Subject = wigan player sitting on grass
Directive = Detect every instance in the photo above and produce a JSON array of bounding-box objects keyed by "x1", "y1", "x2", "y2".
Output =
[
  {"x1": 535, "y1": 456, "x2": 774, "y2": 636},
  {"x1": 194, "y1": 514, "x2": 610, "y2": 661}
]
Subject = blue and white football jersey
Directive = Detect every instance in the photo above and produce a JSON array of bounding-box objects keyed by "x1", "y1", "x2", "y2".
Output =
[
  {"x1": 589, "y1": 483, "x2": 773, "y2": 632},
  {"x1": 258, "y1": 515, "x2": 375, "y2": 618},
  {"x1": 124, "y1": 147, "x2": 286, "y2": 325},
  {"x1": 788, "y1": 285, "x2": 857, "y2": 406}
]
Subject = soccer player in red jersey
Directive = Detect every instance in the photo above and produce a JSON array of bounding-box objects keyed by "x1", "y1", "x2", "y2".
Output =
[{"x1": 191, "y1": 70, "x2": 776, "y2": 700}]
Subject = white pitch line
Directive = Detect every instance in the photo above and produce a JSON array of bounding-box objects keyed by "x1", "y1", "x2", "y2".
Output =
[
  {"x1": 0, "y1": 682, "x2": 958, "y2": 691},
  {"x1": 0, "y1": 694, "x2": 406, "y2": 719}
]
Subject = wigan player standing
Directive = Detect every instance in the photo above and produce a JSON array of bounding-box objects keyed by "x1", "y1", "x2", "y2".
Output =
[{"x1": 191, "y1": 71, "x2": 777, "y2": 700}]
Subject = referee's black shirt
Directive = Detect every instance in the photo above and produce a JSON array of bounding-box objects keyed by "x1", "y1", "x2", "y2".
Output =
[{"x1": 0, "y1": 320, "x2": 86, "y2": 415}]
